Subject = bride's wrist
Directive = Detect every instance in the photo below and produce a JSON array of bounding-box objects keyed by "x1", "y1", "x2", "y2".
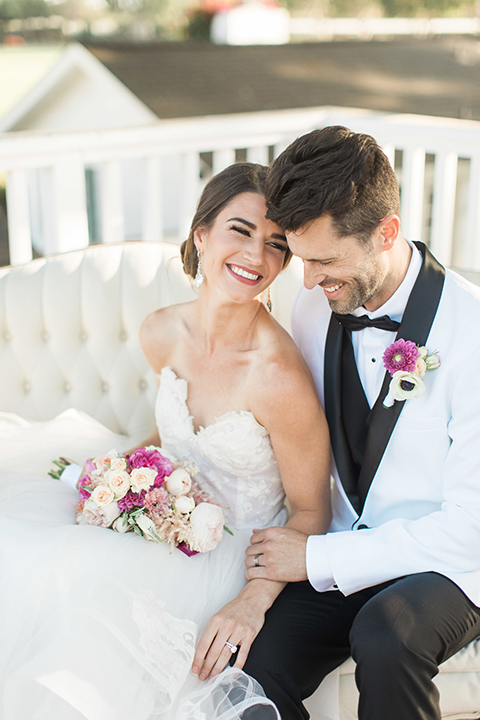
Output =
[{"x1": 241, "y1": 577, "x2": 285, "y2": 608}]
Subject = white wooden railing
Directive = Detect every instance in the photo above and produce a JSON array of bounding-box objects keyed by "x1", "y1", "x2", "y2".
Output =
[{"x1": 1, "y1": 106, "x2": 480, "y2": 277}]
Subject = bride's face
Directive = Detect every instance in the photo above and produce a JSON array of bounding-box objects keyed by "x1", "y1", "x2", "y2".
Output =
[{"x1": 194, "y1": 192, "x2": 288, "y2": 305}]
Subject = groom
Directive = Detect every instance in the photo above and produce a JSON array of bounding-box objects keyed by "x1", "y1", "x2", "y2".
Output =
[{"x1": 243, "y1": 125, "x2": 480, "y2": 719}]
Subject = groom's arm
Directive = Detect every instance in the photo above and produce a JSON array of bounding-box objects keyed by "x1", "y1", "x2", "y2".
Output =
[{"x1": 247, "y1": 354, "x2": 480, "y2": 596}]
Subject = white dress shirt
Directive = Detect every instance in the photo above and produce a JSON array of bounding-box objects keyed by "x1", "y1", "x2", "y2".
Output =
[{"x1": 306, "y1": 242, "x2": 422, "y2": 592}]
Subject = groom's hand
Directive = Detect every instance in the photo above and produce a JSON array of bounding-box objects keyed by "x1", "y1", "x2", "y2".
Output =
[{"x1": 245, "y1": 527, "x2": 308, "y2": 582}]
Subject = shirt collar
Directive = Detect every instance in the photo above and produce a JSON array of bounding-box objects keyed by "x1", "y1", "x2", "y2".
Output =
[{"x1": 353, "y1": 240, "x2": 421, "y2": 323}]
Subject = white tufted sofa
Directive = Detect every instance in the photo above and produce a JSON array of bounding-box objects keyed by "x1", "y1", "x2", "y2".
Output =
[{"x1": 0, "y1": 241, "x2": 479, "y2": 720}]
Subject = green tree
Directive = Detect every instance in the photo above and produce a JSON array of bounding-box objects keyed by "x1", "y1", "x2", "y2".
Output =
[{"x1": 0, "y1": 0, "x2": 52, "y2": 20}]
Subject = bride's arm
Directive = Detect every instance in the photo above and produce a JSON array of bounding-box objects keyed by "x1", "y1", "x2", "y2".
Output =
[{"x1": 192, "y1": 353, "x2": 331, "y2": 680}]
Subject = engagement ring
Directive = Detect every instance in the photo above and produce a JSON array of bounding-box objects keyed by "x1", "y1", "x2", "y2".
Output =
[
  {"x1": 254, "y1": 554, "x2": 260, "y2": 567},
  {"x1": 225, "y1": 641, "x2": 238, "y2": 653}
]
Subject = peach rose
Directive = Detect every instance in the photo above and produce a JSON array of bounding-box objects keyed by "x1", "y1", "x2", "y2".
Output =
[
  {"x1": 91, "y1": 485, "x2": 115, "y2": 507},
  {"x1": 104, "y1": 469, "x2": 131, "y2": 499},
  {"x1": 130, "y1": 467, "x2": 158, "y2": 493}
]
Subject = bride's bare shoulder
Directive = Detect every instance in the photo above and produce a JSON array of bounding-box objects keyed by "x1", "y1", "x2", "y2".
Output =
[
  {"x1": 140, "y1": 302, "x2": 194, "y2": 372},
  {"x1": 251, "y1": 315, "x2": 321, "y2": 420}
]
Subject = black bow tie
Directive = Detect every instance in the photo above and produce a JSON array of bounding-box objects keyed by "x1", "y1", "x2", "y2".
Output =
[{"x1": 332, "y1": 313, "x2": 400, "y2": 333}]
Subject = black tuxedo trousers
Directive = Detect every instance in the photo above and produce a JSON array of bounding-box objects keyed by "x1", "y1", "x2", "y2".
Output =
[{"x1": 242, "y1": 572, "x2": 480, "y2": 720}]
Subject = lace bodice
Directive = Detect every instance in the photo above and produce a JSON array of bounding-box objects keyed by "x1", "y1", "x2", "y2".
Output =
[{"x1": 155, "y1": 367, "x2": 285, "y2": 530}]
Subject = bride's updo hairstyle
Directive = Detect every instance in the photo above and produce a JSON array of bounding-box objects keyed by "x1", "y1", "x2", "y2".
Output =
[{"x1": 181, "y1": 162, "x2": 292, "y2": 280}]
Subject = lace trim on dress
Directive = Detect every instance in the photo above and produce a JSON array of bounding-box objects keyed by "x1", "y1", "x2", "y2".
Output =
[{"x1": 155, "y1": 367, "x2": 278, "y2": 476}]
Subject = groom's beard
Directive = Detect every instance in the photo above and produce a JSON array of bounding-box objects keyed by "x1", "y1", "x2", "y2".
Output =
[{"x1": 322, "y1": 255, "x2": 386, "y2": 315}]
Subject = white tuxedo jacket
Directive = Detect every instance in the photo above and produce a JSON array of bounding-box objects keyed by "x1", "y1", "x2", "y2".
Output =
[{"x1": 292, "y1": 264, "x2": 480, "y2": 606}]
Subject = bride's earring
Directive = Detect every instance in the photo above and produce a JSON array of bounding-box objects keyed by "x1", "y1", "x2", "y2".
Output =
[
  {"x1": 194, "y1": 250, "x2": 204, "y2": 288},
  {"x1": 266, "y1": 286, "x2": 272, "y2": 313}
]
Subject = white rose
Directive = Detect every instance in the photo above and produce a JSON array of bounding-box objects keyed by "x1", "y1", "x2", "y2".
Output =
[
  {"x1": 130, "y1": 467, "x2": 158, "y2": 493},
  {"x1": 165, "y1": 468, "x2": 192, "y2": 496},
  {"x1": 112, "y1": 514, "x2": 130, "y2": 533},
  {"x1": 104, "y1": 469, "x2": 131, "y2": 498},
  {"x1": 388, "y1": 371, "x2": 425, "y2": 402},
  {"x1": 91, "y1": 484, "x2": 115, "y2": 507},
  {"x1": 81, "y1": 498, "x2": 121, "y2": 527},
  {"x1": 189, "y1": 502, "x2": 225, "y2": 553},
  {"x1": 175, "y1": 495, "x2": 196, "y2": 514}
]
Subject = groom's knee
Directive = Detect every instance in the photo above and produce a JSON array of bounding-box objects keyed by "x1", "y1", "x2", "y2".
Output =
[{"x1": 349, "y1": 581, "x2": 434, "y2": 678}]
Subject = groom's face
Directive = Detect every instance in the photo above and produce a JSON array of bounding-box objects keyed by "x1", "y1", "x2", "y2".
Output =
[{"x1": 286, "y1": 213, "x2": 387, "y2": 314}]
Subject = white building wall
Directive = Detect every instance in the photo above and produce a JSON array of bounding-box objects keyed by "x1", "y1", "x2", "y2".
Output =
[{"x1": 11, "y1": 65, "x2": 156, "y2": 133}]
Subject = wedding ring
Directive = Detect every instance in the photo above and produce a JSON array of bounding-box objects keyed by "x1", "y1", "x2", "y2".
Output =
[
  {"x1": 225, "y1": 641, "x2": 238, "y2": 653},
  {"x1": 254, "y1": 554, "x2": 260, "y2": 567}
]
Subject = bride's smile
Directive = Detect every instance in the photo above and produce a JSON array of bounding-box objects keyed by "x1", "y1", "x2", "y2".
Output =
[{"x1": 194, "y1": 191, "x2": 288, "y2": 306}]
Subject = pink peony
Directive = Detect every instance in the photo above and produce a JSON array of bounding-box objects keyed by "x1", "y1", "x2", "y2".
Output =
[
  {"x1": 128, "y1": 448, "x2": 174, "y2": 478},
  {"x1": 383, "y1": 339, "x2": 419, "y2": 377}
]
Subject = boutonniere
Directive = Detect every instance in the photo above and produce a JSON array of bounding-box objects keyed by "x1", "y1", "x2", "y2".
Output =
[{"x1": 382, "y1": 339, "x2": 440, "y2": 408}]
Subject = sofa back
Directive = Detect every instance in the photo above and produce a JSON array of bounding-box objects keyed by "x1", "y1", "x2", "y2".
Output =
[{"x1": 0, "y1": 241, "x2": 303, "y2": 439}]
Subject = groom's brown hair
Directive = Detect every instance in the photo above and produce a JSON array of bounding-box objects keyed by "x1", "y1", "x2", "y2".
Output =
[{"x1": 265, "y1": 125, "x2": 400, "y2": 244}]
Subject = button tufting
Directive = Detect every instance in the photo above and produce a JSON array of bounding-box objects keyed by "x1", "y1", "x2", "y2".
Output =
[
  {"x1": 23, "y1": 381, "x2": 32, "y2": 393},
  {"x1": 119, "y1": 331, "x2": 128, "y2": 342},
  {"x1": 101, "y1": 381, "x2": 109, "y2": 393},
  {"x1": 42, "y1": 331, "x2": 50, "y2": 342},
  {"x1": 64, "y1": 381, "x2": 72, "y2": 393},
  {"x1": 139, "y1": 379, "x2": 148, "y2": 390},
  {"x1": 79, "y1": 331, "x2": 88, "y2": 342},
  {"x1": 3, "y1": 331, "x2": 11, "y2": 342}
]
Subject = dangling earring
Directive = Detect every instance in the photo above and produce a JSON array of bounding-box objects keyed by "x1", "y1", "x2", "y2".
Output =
[
  {"x1": 194, "y1": 250, "x2": 204, "y2": 288},
  {"x1": 266, "y1": 286, "x2": 272, "y2": 313}
]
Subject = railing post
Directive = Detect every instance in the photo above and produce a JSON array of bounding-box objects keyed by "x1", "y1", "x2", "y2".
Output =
[
  {"x1": 5, "y1": 169, "x2": 32, "y2": 265},
  {"x1": 401, "y1": 146, "x2": 426, "y2": 242},
  {"x1": 382, "y1": 143, "x2": 396, "y2": 170},
  {"x1": 101, "y1": 160, "x2": 124, "y2": 244},
  {"x1": 429, "y1": 151, "x2": 458, "y2": 267},
  {"x1": 178, "y1": 152, "x2": 201, "y2": 241},
  {"x1": 465, "y1": 156, "x2": 480, "y2": 272},
  {"x1": 142, "y1": 156, "x2": 163, "y2": 242},
  {"x1": 213, "y1": 149, "x2": 236, "y2": 175},
  {"x1": 247, "y1": 146, "x2": 269, "y2": 165},
  {"x1": 51, "y1": 155, "x2": 89, "y2": 254}
]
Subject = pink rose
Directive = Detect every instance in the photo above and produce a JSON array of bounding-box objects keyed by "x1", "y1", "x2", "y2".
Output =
[{"x1": 190, "y1": 503, "x2": 225, "y2": 553}]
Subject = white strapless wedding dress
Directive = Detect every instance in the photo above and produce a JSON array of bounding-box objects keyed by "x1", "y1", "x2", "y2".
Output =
[{"x1": 0, "y1": 367, "x2": 289, "y2": 720}]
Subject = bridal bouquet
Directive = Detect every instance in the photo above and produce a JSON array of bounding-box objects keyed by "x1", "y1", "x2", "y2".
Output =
[{"x1": 52, "y1": 447, "x2": 228, "y2": 556}]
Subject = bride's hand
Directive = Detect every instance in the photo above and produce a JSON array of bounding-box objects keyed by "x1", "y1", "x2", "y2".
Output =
[{"x1": 191, "y1": 593, "x2": 266, "y2": 681}]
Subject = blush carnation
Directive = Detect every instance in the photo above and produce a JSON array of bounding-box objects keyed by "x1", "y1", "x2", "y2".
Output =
[{"x1": 383, "y1": 339, "x2": 419, "y2": 377}]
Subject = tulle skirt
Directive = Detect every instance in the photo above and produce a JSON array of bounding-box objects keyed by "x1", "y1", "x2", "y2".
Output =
[{"x1": 0, "y1": 410, "x2": 281, "y2": 720}]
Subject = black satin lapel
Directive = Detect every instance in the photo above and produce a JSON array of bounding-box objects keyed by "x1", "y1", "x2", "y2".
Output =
[
  {"x1": 357, "y1": 242, "x2": 446, "y2": 512},
  {"x1": 324, "y1": 315, "x2": 361, "y2": 512}
]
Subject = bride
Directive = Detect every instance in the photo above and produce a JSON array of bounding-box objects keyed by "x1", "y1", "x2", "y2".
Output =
[{"x1": 0, "y1": 162, "x2": 331, "y2": 720}]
